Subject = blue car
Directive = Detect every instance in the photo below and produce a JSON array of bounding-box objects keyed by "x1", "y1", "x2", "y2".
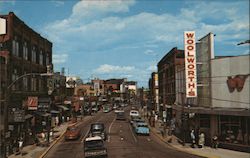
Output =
[{"x1": 134, "y1": 122, "x2": 150, "y2": 135}]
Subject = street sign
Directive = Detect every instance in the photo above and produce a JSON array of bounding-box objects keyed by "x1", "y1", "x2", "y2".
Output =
[
  {"x1": 13, "y1": 110, "x2": 25, "y2": 122},
  {"x1": 0, "y1": 17, "x2": 7, "y2": 35}
]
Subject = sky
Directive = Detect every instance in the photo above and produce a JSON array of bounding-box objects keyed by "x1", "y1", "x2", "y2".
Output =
[{"x1": 1, "y1": 0, "x2": 249, "y2": 87}]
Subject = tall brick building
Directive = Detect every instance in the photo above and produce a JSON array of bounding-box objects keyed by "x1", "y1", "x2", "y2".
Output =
[
  {"x1": 157, "y1": 47, "x2": 184, "y2": 121},
  {"x1": 0, "y1": 12, "x2": 52, "y2": 157}
]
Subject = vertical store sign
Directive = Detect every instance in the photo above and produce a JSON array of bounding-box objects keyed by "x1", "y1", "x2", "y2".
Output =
[
  {"x1": 184, "y1": 31, "x2": 197, "y2": 97},
  {"x1": 0, "y1": 17, "x2": 7, "y2": 35}
]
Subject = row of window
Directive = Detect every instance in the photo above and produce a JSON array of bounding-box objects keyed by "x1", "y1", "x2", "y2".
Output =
[
  {"x1": 11, "y1": 68, "x2": 46, "y2": 92},
  {"x1": 12, "y1": 36, "x2": 50, "y2": 66}
]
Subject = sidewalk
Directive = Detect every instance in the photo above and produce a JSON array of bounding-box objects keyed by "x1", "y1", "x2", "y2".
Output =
[
  {"x1": 148, "y1": 118, "x2": 250, "y2": 158},
  {"x1": 8, "y1": 117, "x2": 83, "y2": 158}
]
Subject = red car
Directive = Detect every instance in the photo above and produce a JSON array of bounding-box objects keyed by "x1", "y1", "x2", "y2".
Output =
[{"x1": 64, "y1": 126, "x2": 80, "y2": 140}]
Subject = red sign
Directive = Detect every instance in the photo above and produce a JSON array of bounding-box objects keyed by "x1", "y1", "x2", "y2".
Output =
[
  {"x1": 27, "y1": 97, "x2": 38, "y2": 110},
  {"x1": 184, "y1": 31, "x2": 197, "y2": 97}
]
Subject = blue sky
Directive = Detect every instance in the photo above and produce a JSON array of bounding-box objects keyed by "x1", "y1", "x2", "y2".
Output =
[{"x1": 1, "y1": 0, "x2": 249, "y2": 87}]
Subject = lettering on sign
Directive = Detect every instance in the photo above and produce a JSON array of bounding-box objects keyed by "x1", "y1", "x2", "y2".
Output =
[{"x1": 184, "y1": 31, "x2": 197, "y2": 97}]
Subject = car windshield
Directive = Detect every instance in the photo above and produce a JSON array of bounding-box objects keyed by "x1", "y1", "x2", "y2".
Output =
[
  {"x1": 117, "y1": 112, "x2": 124, "y2": 115},
  {"x1": 138, "y1": 124, "x2": 148, "y2": 127},
  {"x1": 67, "y1": 127, "x2": 77, "y2": 131},
  {"x1": 85, "y1": 140, "x2": 103, "y2": 148},
  {"x1": 91, "y1": 124, "x2": 104, "y2": 131}
]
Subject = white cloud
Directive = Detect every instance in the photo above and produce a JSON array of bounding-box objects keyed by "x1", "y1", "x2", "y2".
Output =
[
  {"x1": 43, "y1": 0, "x2": 249, "y2": 86},
  {"x1": 53, "y1": 54, "x2": 68, "y2": 64},
  {"x1": 52, "y1": 1, "x2": 65, "y2": 7},
  {"x1": 94, "y1": 64, "x2": 135, "y2": 74},
  {"x1": 45, "y1": 1, "x2": 249, "y2": 54},
  {"x1": 144, "y1": 49, "x2": 157, "y2": 56},
  {"x1": 72, "y1": 0, "x2": 135, "y2": 18}
]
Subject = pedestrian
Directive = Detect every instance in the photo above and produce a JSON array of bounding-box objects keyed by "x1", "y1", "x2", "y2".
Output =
[
  {"x1": 212, "y1": 135, "x2": 218, "y2": 149},
  {"x1": 55, "y1": 116, "x2": 59, "y2": 126},
  {"x1": 198, "y1": 132, "x2": 205, "y2": 148},
  {"x1": 18, "y1": 138, "x2": 23, "y2": 154},
  {"x1": 190, "y1": 129, "x2": 196, "y2": 148}
]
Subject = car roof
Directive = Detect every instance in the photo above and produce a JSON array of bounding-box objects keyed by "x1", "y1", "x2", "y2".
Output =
[
  {"x1": 91, "y1": 122, "x2": 104, "y2": 125},
  {"x1": 130, "y1": 110, "x2": 139, "y2": 113},
  {"x1": 85, "y1": 136, "x2": 103, "y2": 141},
  {"x1": 137, "y1": 122, "x2": 147, "y2": 125}
]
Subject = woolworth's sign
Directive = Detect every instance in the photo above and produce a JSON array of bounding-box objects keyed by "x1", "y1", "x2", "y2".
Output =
[{"x1": 184, "y1": 31, "x2": 197, "y2": 98}]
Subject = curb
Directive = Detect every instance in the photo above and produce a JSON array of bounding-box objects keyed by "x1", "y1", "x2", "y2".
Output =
[
  {"x1": 148, "y1": 125, "x2": 220, "y2": 158},
  {"x1": 39, "y1": 122, "x2": 78, "y2": 158}
]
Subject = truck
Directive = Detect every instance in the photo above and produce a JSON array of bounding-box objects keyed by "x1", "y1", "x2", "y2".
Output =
[{"x1": 84, "y1": 136, "x2": 107, "y2": 158}]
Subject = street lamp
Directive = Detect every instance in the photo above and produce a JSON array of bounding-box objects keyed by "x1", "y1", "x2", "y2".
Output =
[{"x1": 5, "y1": 70, "x2": 54, "y2": 148}]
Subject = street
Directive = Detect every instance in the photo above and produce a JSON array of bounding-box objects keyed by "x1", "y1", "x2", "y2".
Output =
[{"x1": 44, "y1": 106, "x2": 202, "y2": 158}]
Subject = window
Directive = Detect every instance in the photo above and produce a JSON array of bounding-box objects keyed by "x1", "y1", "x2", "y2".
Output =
[
  {"x1": 0, "y1": 56, "x2": 6, "y2": 64},
  {"x1": 39, "y1": 50, "x2": 43, "y2": 65},
  {"x1": 31, "y1": 46, "x2": 36, "y2": 63},
  {"x1": 12, "y1": 36, "x2": 19, "y2": 56},
  {"x1": 199, "y1": 114, "x2": 210, "y2": 128},
  {"x1": 12, "y1": 68, "x2": 18, "y2": 90},
  {"x1": 23, "y1": 41, "x2": 28, "y2": 60},
  {"x1": 31, "y1": 77, "x2": 37, "y2": 91},
  {"x1": 46, "y1": 53, "x2": 49, "y2": 65},
  {"x1": 23, "y1": 72, "x2": 28, "y2": 91}
]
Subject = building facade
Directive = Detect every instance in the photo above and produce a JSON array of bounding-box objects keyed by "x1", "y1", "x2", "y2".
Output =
[
  {"x1": 173, "y1": 32, "x2": 250, "y2": 152},
  {"x1": 0, "y1": 12, "x2": 52, "y2": 157},
  {"x1": 157, "y1": 47, "x2": 184, "y2": 121},
  {"x1": 148, "y1": 72, "x2": 159, "y2": 114}
]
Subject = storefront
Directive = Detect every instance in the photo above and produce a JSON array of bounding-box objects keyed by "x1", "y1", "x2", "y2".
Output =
[{"x1": 218, "y1": 115, "x2": 250, "y2": 152}]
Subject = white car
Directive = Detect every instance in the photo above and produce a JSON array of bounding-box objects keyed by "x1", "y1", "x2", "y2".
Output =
[{"x1": 129, "y1": 110, "x2": 139, "y2": 117}]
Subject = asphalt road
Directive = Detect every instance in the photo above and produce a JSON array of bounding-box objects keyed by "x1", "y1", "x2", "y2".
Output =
[{"x1": 44, "y1": 105, "x2": 202, "y2": 158}]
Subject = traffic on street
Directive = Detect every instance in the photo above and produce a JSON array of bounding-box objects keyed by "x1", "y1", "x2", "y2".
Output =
[
  {"x1": 43, "y1": 103, "x2": 202, "y2": 158},
  {"x1": 0, "y1": 1, "x2": 249, "y2": 158}
]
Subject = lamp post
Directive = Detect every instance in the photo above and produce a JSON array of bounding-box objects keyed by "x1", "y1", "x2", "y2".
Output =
[{"x1": 5, "y1": 71, "x2": 54, "y2": 149}]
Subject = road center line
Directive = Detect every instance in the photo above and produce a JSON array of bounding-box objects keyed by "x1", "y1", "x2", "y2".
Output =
[
  {"x1": 129, "y1": 123, "x2": 137, "y2": 143},
  {"x1": 108, "y1": 116, "x2": 116, "y2": 142}
]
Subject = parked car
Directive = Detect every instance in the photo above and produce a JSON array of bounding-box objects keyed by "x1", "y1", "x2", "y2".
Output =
[
  {"x1": 84, "y1": 136, "x2": 107, "y2": 158},
  {"x1": 132, "y1": 117, "x2": 144, "y2": 127},
  {"x1": 134, "y1": 122, "x2": 150, "y2": 135},
  {"x1": 89, "y1": 123, "x2": 107, "y2": 141},
  {"x1": 64, "y1": 126, "x2": 80, "y2": 140}
]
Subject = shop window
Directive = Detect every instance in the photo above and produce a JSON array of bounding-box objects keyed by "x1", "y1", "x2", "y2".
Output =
[
  {"x1": 0, "y1": 56, "x2": 6, "y2": 64},
  {"x1": 199, "y1": 114, "x2": 210, "y2": 128}
]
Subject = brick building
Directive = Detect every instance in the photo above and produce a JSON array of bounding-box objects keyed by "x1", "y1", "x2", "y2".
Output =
[
  {"x1": 157, "y1": 47, "x2": 184, "y2": 121},
  {"x1": 0, "y1": 12, "x2": 52, "y2": 157}
]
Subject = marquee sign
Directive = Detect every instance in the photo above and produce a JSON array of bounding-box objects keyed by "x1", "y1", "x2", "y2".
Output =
[
  {"x1": 0, "y1": 17, "x2": 7, "y2": 35},
  {"x1": 184, "y1": 31, "x2": 197, "y2": 97}
]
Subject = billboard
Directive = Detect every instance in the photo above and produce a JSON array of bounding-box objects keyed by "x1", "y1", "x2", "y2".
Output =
[
  {"x1": 0, "y1": 17, "x2": 7, "y2": 35},
  {"x1": 184, "y1": 31, "x2": 197, "y2": 97},
  {"x1": 66, "y1": 76, "x2": 77, "y2": 88}
]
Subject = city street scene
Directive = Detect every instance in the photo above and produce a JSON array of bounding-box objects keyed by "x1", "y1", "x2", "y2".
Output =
[{"x1": 0, "y1": 0, "x2": 249, "y2": 158}]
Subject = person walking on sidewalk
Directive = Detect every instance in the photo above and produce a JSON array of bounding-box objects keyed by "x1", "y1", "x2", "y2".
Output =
[
  {"x1": 198, "y1": 132, "x2": 205, "y2": 148},
  {"x1": 190, "y1": 129, "x2": 196, "y2": 148},
  {"x1": 18, "y1": 138, "x2": 23, "y2": 154},
  {"x1": 212, "y1": 135, "x2": 218, "y2": 149}
]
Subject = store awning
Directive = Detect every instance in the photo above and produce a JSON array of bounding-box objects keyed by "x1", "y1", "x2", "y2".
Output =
[
  {"x1": 57, "y1": 105, "x2": 69, "y2": 111},
  {"x1": 34, "y1": 111, "x2": 51, "y2": 117},
  {"x1": 50, "y1": 110, "x2": 60, "y2": 114},
  {"x1": 25, "y1": 114, "x2": 33, "y2": 120}
]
